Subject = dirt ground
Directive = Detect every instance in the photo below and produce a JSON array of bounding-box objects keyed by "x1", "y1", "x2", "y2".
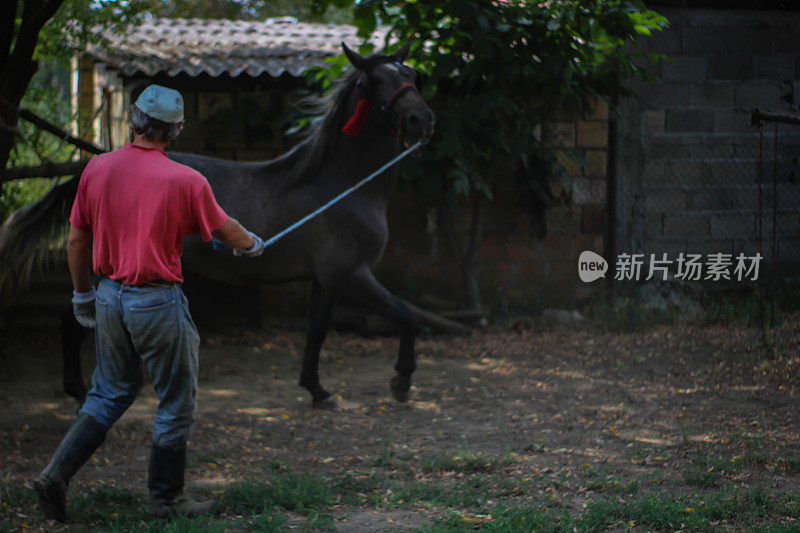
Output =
[{"x1": 1, "y1": 315, "x2": 800, "y2": 531}]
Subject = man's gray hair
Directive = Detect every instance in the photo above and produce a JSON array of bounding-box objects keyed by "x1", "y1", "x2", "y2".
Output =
[{"x1": 130, "y1": 105, "x2": 183, "y2": 143}]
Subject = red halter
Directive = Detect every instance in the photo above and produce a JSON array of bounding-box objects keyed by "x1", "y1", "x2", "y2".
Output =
[{"x1": 342, "y1": 82, "x2": 417, "y2": 137}]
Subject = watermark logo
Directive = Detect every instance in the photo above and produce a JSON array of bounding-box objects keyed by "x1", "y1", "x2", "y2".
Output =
[
  {"x1": 578, "y1": 250, "x2": 608, "y2": 283},
  {"x1": 578, "y1": 251, "x2": 763, "y2": 282}
]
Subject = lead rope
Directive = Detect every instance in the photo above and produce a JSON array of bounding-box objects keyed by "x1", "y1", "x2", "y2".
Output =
[{"x1": 213, "y1": 140, "x2": 423, "y2": 251}]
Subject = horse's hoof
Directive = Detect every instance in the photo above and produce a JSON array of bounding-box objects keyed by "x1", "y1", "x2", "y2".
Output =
[
  {"x1": 312, "y1": 396, "x2": 339, "y2": 410},
  {"x1": 390, "y1": 376, "x2": 411, "y2": 403}
]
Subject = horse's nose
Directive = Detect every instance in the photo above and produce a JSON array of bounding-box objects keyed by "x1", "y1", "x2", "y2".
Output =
[{"x1": 408, "y1": 112, "x2": 423, "y2": 128}]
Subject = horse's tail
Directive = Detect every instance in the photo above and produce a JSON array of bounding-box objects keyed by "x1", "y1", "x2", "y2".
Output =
[{"x1": 0, "y1": 175, "x2": 80, "y2": 303}]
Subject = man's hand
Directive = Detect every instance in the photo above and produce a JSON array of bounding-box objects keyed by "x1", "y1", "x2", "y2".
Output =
[
  {"x1": 72, "y1": 288, "x2": 96, "y2": 328},
  {"x1": 233, "y1": 232, "x2": 266, "y2": 258}
]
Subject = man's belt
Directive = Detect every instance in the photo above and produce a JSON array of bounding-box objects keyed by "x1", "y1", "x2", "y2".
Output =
[{"x1": 137, "y1": 280, "x2": 177, "y2": 288}]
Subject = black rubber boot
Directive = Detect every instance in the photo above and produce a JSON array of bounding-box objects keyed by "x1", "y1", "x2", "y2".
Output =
[
  {"x1": 33, "y1": 413, "x2": 107, "y2": 522},
  {"x1": 148, "y1": 444, "x2": 216, "y2": 518}
]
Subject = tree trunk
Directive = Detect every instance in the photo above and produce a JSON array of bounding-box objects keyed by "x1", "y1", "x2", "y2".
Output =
[
  {"x1": 0, "y1": 0, "x2": 66, "y2": 171},
  {"x1": 441, "y1": 193, "x2": 484, "y2": 311}
]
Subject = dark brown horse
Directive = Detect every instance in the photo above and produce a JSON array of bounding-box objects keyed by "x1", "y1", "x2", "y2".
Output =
[{"x1": 0, "y1": 43, "x2": 435, "y2": 408}]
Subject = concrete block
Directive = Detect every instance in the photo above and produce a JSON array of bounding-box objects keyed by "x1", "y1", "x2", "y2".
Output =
[
  {"x1": 583, "y1": 96, "x2": 609, "y2": 121},
  {"x1": 642, "y1": 110, "x2": 665, "y2": 133},
  {"x1": 689, "y1": 82, "x2": 736, "y2": 107},
  {"x1": 545, "y1": 122, "x2": 575, "y2": 148},
  {"x1": 506, "y1": 234, "x2": 538, "y2": 262},
  {"x1": 572, "y1": 178, "x2": 606, "y2": 205},
  {"x1": 549, "y1": 175, "x2": 572, "y2": 200},
  {"x1": 576, "y1": 121, "x2": 608, "y2": 148},
  {"x1": 683, "y1": 239, "x2": 735, "y2": 256},
  {"x1": 554, "y1": 150, "x2": 583, "y2": 177},
  {"x1": 572, "y1": 177, "x2": 592, "y2": 205},
  {"x1": 640, "y1": 240, "x2": 687, "y2": 259},
  {"x1": 708, "y1": 54, "x2": 754, "y2": 80},
  {"x1": 682, "y1": 28, "x2": 729, "y2": 54},
  {"x1": 736, "y1": 83, "x2": 782, "y2": 109},
  {"x1": 727, "y1": 29, "x2": 773, "y2": 54},
  {"x1": 733, "y1": 134, "x2": 773, "y2": 159},
  {"x1": 661, "y1": 56, "x2": 708, "y2": 82},
  {"x1": 645, "y1": 135, "x2": 736, "y2": 160},
  {"x1": 711, "y1": 214, "x2": 756, "y2": 238},
  {"x1": 644, "y1": 214, "x2": 663, "y2": 240},
  {"x1": 644, "y1": 83, "x2": 690, "y2": 108},
  {"x1": 706, "y1": 159, "x2": 759, "y2": 185},
  {"x1": 763, "y1": 213, "x2": 800, "y2": 238},
  {"x1": 643, "y1": 160, "x2": 669, "y2": 186},
  {"x1": 686, "y1": 186, "x2": 759, "y2": 211},
  {"x1": 583, "y1": 150, "x2": 608, "y2": 178},
  {"x1": 644, "y1": 190, "x2": 687, "y2": 213},
  {"x1": 571, "y1": 177, "x2": 605, "y2": 206},
  {"x1": 581, "y1": 205, "x2": 605, "y2": 234},
  {"x1": 774, "y1": 28, "x2": 800, "y2": 54},
  {"x1": 682, "y1": 27, "x2": 771, "y2": 55},
  {"x1": 663, "y1": 214, "x2": 710, "y2": 238},
  {"x1": 665, "y1": 109, "x2": 713, "y2": 133},
  {"x1": 753, "y1": 54, "x2": 797, "y2": 81},
  {"x1": 589, "y1": 178, "x2": 606, "y2": 205},
  {"x1": 546, "y1": 205, "x2": 582, "y2": 233},
  {"x1": 646, "y1": 28, "x2": 682, "y2": 54},
  {"x1": 713, "y1": 109, "x2": 754, "y2": 133}
]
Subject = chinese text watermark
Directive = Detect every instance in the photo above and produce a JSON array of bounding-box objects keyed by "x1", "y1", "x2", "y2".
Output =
[{"x1": 579, "y1": 252, "x2": 762, "y2": 283}]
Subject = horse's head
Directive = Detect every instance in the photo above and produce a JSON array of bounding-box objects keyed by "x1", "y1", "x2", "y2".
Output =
[{"x1": 342, "y1": 42, "x2": 435, "y2": 147}]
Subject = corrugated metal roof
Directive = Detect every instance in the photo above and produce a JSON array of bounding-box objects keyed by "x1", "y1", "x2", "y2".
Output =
[{"x1": 86, "y1": 17, "x2": 388, "y2": 78}]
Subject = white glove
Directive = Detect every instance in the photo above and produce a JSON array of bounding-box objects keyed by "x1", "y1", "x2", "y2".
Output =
[
  {"x1": 233, "y1": 232, "x2": 266, "y2": 258},
  {"x1": 72, "y1": 287, "x2": 96, "y2": 328}
]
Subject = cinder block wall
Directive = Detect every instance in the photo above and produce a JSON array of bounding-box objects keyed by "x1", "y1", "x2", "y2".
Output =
[
  {"x1": 617, "y1": 9, "x2": 800, "y2": 262},
  {"x1": 378, "y1": 99, "x2": 610, "y2": 315}
]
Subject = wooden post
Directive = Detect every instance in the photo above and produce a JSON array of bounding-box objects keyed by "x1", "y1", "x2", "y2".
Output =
[{"x1": 77, "y1": 54, "x2": 96, "y2": 158}]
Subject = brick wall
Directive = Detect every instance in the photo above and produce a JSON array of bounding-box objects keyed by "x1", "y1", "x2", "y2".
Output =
[
  {"x1": 377, "y1": 99, "x2": 610, "y2": 314},
  {"x1": 616, "y1": 9, "x2": 800, "y2": 263}
]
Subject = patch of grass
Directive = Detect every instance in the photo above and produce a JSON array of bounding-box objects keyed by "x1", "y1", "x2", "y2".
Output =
[
  {"x1": 421, "y1": 451, "x2": 516, "y2": 473},
  {"x1": 374, "y1": 480, "x2": 485, "y2": 510},
  {"x1": 68, "y1": 485, "x2": 149, "y2": 524},
  {"x1": 0, "y1": 483, "x2": 36, "y2": 509},
  {"x1": 331, "y1": 473, "x2": 387, "y2": 506},
  {"x1": 187, "y1": 447, "x2": 232, "y2": 468},
  {"x1": 778, "y1": 457, "x2": 800, "y2": 474},
  {"x1": 582, "y1": 485, "x2": 793, "y2": 531},
  {"x1": 423, "y1": 485, "x2": 800, "y2": 532},
  {"x1": 423, "y1": 506, "x2": 572, "y2": 532},
  {"x1": 373, "y1": 445, "x2": 416, "y2": 474},
  {"x1": 683, "y1": 467, "x2": 721, "y2": 488},
  {"x1": 222, "y1": 473, "x2": 332, "y2": 514}
]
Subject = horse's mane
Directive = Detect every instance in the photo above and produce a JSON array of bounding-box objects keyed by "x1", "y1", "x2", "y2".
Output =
[{"x1": 265, "y1": 53, "x2": 397, "y2": 187}]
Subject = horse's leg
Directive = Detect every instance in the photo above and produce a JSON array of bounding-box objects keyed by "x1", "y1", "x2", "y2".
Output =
[
  {"x1": 345, "y1": 265, "x2": 419, "y2": 402},
  {"x1": 300, "y1": 280, "x2": 338, "y2": 409},
  {"x1": 60, "y1": 306, "x2": 88, "y2": 406}
]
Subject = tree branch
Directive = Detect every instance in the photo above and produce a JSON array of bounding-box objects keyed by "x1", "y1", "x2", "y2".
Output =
[
  {"x1": 0, "y1": 2, "x2": 18, "y2": 74},
  {"x1": 18, "y1": 108, "x2": 105, "y2": 155},
  {"x1": 1, "y1": 160, "x2": 88, "y2": 182}
]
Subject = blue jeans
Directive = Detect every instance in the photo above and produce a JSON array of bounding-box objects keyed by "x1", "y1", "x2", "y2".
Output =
[{"x1": 79, "y1": 277, "x2": 200, "y2": 448}]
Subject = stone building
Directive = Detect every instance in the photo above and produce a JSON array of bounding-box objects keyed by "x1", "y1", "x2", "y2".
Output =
[{"x1": 616, "y1": 5, "x2": 800, "y2": 276}]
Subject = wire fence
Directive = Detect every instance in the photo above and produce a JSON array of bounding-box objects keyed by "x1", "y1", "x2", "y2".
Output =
[{"x1": 614, "y1": 107, "x2": 800, "y2": 340}]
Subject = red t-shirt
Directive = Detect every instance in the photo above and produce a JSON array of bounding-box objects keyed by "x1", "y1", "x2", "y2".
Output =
[{"x1": 69, "y1": 143, "x2": 228, "y2": 285}]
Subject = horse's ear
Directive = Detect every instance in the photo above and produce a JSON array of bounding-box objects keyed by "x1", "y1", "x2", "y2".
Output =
[
  {"x1": 415, "y1": 70, "x2": 427, "y2": 92},
  {"x1": 342, "y1": 42, "x2": 366, "y2": 70},
  {"x1": 394, "y1": 42, "x2": 411, "y2": 62}
]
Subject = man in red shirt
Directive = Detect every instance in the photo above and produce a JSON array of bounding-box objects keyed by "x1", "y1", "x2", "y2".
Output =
[{"x1": 34, "y1": 85, "x2": 264, "y2": 521}]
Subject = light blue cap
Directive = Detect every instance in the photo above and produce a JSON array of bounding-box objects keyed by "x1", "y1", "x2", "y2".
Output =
[{"x1": 134, "y1": 84, "x2": 184, "y2": 123}]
